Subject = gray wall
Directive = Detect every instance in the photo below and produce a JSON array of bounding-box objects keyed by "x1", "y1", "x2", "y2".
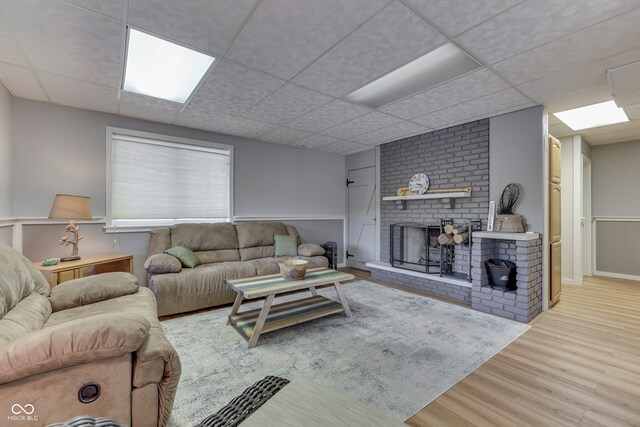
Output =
[
  {"x1": 0, "y1": 84, "x2": 12, "y2": 218},
  {"x1": 591, "y1": 140, "x2": 640, "y2": 217},
  {"x1": 11, "y1": 99, "x2": 347, "y2": 277},
  {"x1": 0, "y1": 225, "x2": 12, "y2": 246},
  {"x1": 489, "y1": 106, "x2": 545, "y2": 233},
  {"x1": 346, "y1": 148, "x2": 375, "y2": 171},
  {"x1": 560, "y1": 136, "x2": 576, "y2": 281},
  {"x1": 596, "y1": 221, "x2": 640, "y2": 276}
]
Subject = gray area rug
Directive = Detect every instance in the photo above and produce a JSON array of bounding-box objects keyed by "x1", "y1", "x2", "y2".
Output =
[{"x1": 163, "y1": 280, "x2": 529, "y2": 426}]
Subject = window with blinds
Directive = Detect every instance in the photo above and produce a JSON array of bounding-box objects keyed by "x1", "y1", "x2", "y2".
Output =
[{"x1": 108, "y1": 129, "x2": 232, "y2": 227}]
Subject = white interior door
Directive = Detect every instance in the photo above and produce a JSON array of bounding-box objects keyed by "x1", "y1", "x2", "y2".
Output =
[{"x1": 347, "y1": 167, "x2": 376, "y2": 270}]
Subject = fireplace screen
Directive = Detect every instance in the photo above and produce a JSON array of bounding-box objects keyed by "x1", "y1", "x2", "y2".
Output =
[{"x1": 390, "y1": 223, "x2": 440, "y2": 273}]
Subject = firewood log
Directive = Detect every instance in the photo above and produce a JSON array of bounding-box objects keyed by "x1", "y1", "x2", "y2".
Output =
[
  {"x1": 452, "y1": 225, "x2": 468, "y2": 235},
  {"x1": 453, "y1": 232, "x2": 469, "y2": 245},
  {"x1": 438, "y1": 233, "x2": 453, "y2": 245}
]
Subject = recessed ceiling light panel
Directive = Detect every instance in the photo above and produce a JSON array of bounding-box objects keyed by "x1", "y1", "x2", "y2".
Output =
[
  {"x1": 553, "y1": 101, "x2": 629, "y2": 131},
  {"x1": 123, "y1": 28, "x2": 215, "y2": 103},
  {"x1": 344, "y1": 43, "x2": 481, "y2": 109}
]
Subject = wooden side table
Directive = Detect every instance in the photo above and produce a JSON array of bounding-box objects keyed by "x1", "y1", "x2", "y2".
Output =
[{"x1": 35, "y1": 254, "x2": 134, "y2": 288}]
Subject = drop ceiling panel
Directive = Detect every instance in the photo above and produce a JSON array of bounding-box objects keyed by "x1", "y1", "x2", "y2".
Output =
[
  {"x1": 321, "y1": 111, "x2": 402, "y2": 139},
  {"x1": 581, "y1": 121, "x2": 640, "y2": 145},
  {"x1": 128, "y1": 0, "x2": 256, "y2": 56},
  {"x1": 258, "y1": 126, "x2": 311, "y2": 145},
  {"x1": 350, "y1": 121, "x2": 429, "y2": 145},
  {"x1": 411, "y1": 88, "x2": 530, "y2": 128},
  {"x1": 0, "y1": 63, "x2": 47, "y2": 101},
  {"x1": 242, "y1": 83, "x2": 332, "y2": 125},
  {"x1": 317, "y1": 140, "x2": 369, "y2": 154},
  {"x1": 226, "y1": 0, "x2": 389, "y2": 80},
  {"x1": 343, "y1": 144, "x2": 374, "y2": 155},
  {"x1": 541, "y1": 83, "x2": 611, "y2": 112},
  {"x1": 293, "y1": 133, "x2": 341, "y2": 149},
  {"x1": 458, "y1": 0, "x2": 640, "y2": 65},
  {"x1": 177, "y1": 106, "x2": 276, "y2": 138},
  {"x1": 62, "y1": 0, "x2": 127, "y2": 20},
  {"x1": 189, "y1": 60, "x2": 284, "y2": 116},
  {"x1": 381, "y1": 68, "x2": 509, "y2": 119},
  {"x1": 286, "y1": 100, "x2": 371, "y2": 133},
  {"x1": 493, "y1": 8, "x2": 640, "y2": 85},
  {"x1": 293, "y1": 1, "x2": 446, "y2": 97},
  {"x1": 517, "y1": 62, "x2": 606, "y2": 103},
  {"x1": 0, "y1": 0, "x2": 124, "y2": 88},
  {"x1": 406, "y1": 0, "x2": 523, "y2": 36},
  {"x1": 119, "y1": 91, "x2": 183, "y2": 124},
  {"x1": 0, "y1": 15, "x2": 29, "y2": 66},
  {"x1": 37, "y1": 72, "x2": 118, "y2": 113}
]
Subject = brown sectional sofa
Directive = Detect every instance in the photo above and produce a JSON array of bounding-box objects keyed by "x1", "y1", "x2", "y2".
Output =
[
  {"x1": 145, "y1": 222, "x2": 329, "y2": 316},
  {"x1": 0, "y1": 243, "x2": 180, "y2": 427}
]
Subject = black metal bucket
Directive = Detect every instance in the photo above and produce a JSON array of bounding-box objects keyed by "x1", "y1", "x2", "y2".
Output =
[{"x1": 485, "y1": 259, "x2": 517, "y2": 291}]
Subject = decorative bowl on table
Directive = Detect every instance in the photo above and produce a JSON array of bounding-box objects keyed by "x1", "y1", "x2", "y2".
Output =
[{"x1": 278, "y1": 259, "x2": 308, "y2": 280}]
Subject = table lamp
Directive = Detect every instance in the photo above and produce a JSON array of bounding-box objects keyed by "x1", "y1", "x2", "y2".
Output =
[{"x1": 48, "y1": 194, "x2": 93, "y2": 262}]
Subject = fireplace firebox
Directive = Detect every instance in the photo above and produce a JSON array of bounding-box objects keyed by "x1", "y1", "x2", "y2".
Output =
[{"x1": 390, "y1": 223, "x2": 441, "y2": 274}]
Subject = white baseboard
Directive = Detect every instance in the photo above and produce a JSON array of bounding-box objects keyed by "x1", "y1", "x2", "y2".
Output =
[
  {"x1": 337, "y1": 263, "x2": 346, "y2": 268},
  {"x1": 593, "y1": 270, "x2": 640, "y2": 282},
  {"x1": 561, "y1": 277, "x2": 581, "y2": 286}
]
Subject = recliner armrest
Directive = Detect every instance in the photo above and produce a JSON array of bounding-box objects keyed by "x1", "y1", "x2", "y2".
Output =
[
  {"x1": 0, "y1": 313, "x2": 150, "y2": 385},
  {"x1": 49, "y1": 272, "x2": 139, "y2": 312}
]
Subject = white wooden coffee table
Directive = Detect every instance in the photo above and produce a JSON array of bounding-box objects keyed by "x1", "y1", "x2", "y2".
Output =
[{"x1": 224, "y1": 267, "x2": 354, "y2": 348}]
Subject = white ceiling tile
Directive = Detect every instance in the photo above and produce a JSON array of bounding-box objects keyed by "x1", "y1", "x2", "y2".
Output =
[
  {"x1": 580, "y1": 121, "x2": 640, "y2": 145},
  {"x1": 0, "y1": 14, "x2": 29, "y2": 66},
  {"x1": 293, "y1": 134, "x2": 341, "y2": 149},
  {"x1": 406, "y1": 0, "x2": 522, "y2": 36},
  {"x1": 351, "y1": 121, "x2": 429, "y2": 145},
  {"x1": 294, "y1": 2, "x2": 446, "y2": 97},
  {"x1": 0, "y1": 0, "x2": 124, "y2": 87},
  {"x1": 286, "y1": 100, "x2": 371, "y2": 133},
  {"x1": 541, "y1": 83, "x2": 611, "y2": 113},
  {"x1": 493, "y1": 8, "x2": 640, "y2": 85},
  {"x1": 316, "y1": 140, "x2": 368, "y2": 154},
  {"x1": 37, "y1": 71, "x2": 118, "y2": 113},
  {"x1": 62, "y1": 0, "x2": 127, "y2": 20},
  {"x1": 343, "y1": 145, "x2": 374, "y2": 155},
  {"x1": 128, "y1": 0, "x2": 256, "y2": 56},
  {"x1": 603, "y1": 46, "x2": 640, "y2": 69},
  {"x1": 258, "y1": 127, "x2": 311, "y2": 145},
  {"x1": 242, "y1": 83, "x2": 332, "y2": 125},
  {"x1": 380, "y1": 68, "x2": 509, "y2": 119},
  {"x1": 0, "y1": 63, "x2": 47, "y2": 100},
  {"x1": 411, "y1": 88, "x2": 530, "y2": 128},
  {"x1": 119, "y1": 91, "x2": 184, "y2": 124},
  {"x1": 517, "y1": 62, "x2": 607, "y2": 103},
  {"x1": 322, "y1": 111, "x2": 402, "y2": 139},
  {"x1": 626, "y1": 105, "x2": 640, "y2": 121},
  {"x1": 458, "y1": 0, "x2": 640, "y2": 65},
  {"x1": 226, "y1": 0, "x2": 389, "y2": 80},
  {"x1": 548, "y1": 123, "x2": 573, "y2": 139},
  {"x1": 189, "y1": 60, "x2": 285, "y2": 116},
  {"x1": 177, "y1": 106, "x2": 276, "y2": 138}
]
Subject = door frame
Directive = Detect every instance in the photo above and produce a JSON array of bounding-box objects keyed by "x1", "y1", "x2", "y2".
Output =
[{"x1": 581, "y1": 155, "x2": 592, "y2": 277}]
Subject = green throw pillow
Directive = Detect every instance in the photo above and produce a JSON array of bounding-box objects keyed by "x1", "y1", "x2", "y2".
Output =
[
  {"x1": 164, "y1": 246, "x2": 201, "y2": 268},
  {"x1": 274, "y1": 234, "x2": 298, "y2": 257}
]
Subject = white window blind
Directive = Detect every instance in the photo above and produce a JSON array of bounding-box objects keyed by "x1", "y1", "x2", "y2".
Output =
[{"x1": 110, "y1": 132, "x2": 231, "y2": 226}]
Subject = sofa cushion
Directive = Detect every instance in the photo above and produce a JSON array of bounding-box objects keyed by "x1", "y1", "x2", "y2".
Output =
[
  {"x1": 274, "y1": 234, "x2": 297, "y2": 257},
  {"x1": 165, "y1": 246, "x2": 201, "y2": 268},
  {"x1": 235, "y1": 222, "x2": 288, "y2": 249},
  {"x1": 0, "y1": 243, "x2": 36, "y2": 318},
  {"x1": 171, "y1": 223, "x2": 238, "y2": 251},
  {"x1": 0, "y1": 293, "x2": 51, "y2": 347},
  {"x1": 49, "y1": 272, "x2": 140, "y2": 312},
  {"x1": 144, "y1": 253, "x2": 183, "y2": 274},
  {"x1": 297, "y1": 243, "x2": 326, "y2": 257},
  {"x1": 148, "y1": 227, "x2": 172, "y2": 256},
  {"x1": 248, "y1": 257, "x2": 290, "y2": 276},
  {"x1": 239, "y1": 246, "x2": 275, "y2": 262},
  {"x1": 196, "y1": 249, "x2": 240, "y2": 264},
  {"x1": 0, "y1": 312, "x2": 149, "y2": 385}
]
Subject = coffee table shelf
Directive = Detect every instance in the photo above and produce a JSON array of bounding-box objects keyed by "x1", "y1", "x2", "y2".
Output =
[{"x1": 229, "y1": 295, "x2": 344, "y2": 338}]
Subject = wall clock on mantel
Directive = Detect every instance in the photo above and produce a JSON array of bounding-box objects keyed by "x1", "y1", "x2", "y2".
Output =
[{"x1": 409, "y1": 173, "x2": 430, "y2": 195}]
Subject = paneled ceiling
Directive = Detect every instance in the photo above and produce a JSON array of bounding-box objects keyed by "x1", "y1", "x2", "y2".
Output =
[{"x1": 1, "y1": 0, "x2": 640, "y2": 153}]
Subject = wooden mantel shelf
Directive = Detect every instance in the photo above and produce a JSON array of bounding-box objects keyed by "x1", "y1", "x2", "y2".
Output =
[{"x1": 383, "y1": 191, "x2": 471, "y2": 209}]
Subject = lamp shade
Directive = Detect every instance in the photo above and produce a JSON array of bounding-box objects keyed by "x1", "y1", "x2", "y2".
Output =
[{"x1": 49, "y1": 194, "x2": 93, "y2": 220}]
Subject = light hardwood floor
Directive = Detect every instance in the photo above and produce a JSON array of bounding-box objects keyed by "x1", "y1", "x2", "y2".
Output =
[{"x1": 360, "y1": 272, "x2": 640, "y2": 427}]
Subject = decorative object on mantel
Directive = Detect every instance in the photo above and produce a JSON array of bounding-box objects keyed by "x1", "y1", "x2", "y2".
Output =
[
  {"x1": 487, "y1": 200, "x2": 496, "y2": 231},
  {"x1": 396, "y1": 187, "x2": 412, "y2": 196},
  {"x1": 408, "y1": 173, "x2": 430, "y2": 195},
  {"x1": 494, "y1": 183, "x2": 526, "y2": 233},
  {"x1": 48, "y1": 194, "x2": 93, "y2": 262}
]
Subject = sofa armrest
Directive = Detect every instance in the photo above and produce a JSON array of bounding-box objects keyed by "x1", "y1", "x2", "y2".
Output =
[
  {"x1": 0, "y1": 313, "x2": 149, "y2": 385},
  {"x1": 297, "y1": 243, "x2": 326, "y2": 257},
  {"x1": 49, "y1": 272, "x2": 139, "y2": 312},
  {"x1": 144, "y1": 253, "x2": 182, "y2": 275}
]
